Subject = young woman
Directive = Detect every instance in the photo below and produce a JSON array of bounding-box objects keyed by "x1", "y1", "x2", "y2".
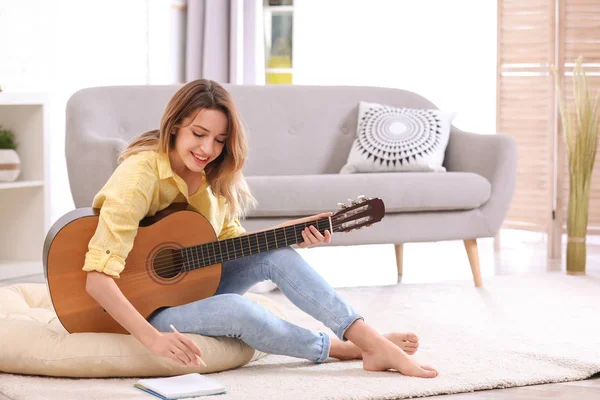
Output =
[{"x1": 83, "y1": 79, "x2": 438, "y2": 378}]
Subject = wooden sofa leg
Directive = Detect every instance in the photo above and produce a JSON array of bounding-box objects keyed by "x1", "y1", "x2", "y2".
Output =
[
  {"x1": 463, "y1": 239, "x2": 483, "y2": 287},
  {"x1": 394, "y1": 244, "x2": 404, "y2": 276}
]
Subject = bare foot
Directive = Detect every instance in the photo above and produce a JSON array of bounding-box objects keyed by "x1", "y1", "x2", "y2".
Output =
[
  {"x1": 384, "y1": 332, "x2": 419, "y2": 355},
  {"x1": 329, "y1": 332, "x2": 419, "y2": 360},
  {"x1": 362, "y1": 337, "x2": 438, "y2": 378}
]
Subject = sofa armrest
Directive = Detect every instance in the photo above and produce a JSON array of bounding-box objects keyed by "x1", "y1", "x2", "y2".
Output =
[
  {"x1": 444, "y1": 130, "x2": 518, "y2": 236},
  {"x1": 66, "y1": 134, "x2": 127, "y2": 208}
]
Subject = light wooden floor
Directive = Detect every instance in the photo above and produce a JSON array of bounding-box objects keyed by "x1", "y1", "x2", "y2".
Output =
[{"x1": 1, "y1": 229, "x2": 599, "y2": 399}]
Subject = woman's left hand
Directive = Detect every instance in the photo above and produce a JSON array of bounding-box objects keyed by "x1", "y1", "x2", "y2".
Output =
[{"x1": 282, "y1": 212, "x2": 333, "y2": 248}]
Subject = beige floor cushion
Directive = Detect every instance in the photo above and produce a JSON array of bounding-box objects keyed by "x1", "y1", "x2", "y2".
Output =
[{"x1": 0, "y1": 283, "x2": 287, "y2": 378}]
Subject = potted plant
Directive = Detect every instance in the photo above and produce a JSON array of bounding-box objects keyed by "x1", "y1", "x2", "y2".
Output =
[
  {"x1": 0, "y1": 126, "x2": 20, "y2": 182},
  {"x1": 552, "y1": 56, "x2": 600, "y2": 274}
]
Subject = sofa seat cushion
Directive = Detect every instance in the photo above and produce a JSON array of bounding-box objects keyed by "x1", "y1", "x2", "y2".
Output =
[
  {"x1": 245, "y1": 173, "x2": 491, "y2": 217},
  {"x1": 0, "y1": 283, "x2": 286, "y2": 378}
]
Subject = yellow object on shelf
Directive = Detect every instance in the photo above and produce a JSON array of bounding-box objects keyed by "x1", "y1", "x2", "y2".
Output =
[
  {"x1": 266, "y1": 73, "x2": 292, "y2": 84},
  {"x1": 266, "y1": 55, "x2": 292, "y2": 84}
]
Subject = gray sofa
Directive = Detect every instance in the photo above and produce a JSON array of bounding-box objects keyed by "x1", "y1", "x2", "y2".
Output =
[{"x1": 66, "y1": 84, "x2": 517, "y2": 287}]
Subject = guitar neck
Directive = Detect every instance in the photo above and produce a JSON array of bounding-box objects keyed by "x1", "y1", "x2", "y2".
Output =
[{"x1": 181, "y1": 217, "x2": 332, "y2": 271}]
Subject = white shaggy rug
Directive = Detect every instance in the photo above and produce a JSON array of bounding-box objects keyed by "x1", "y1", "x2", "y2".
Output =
[{"x1": 1, "y1": 273, "x2": 599, "y2": 400}]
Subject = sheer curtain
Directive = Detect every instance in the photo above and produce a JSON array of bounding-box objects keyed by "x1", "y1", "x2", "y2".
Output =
[{"x1": 185, "y1": 0, "x2": 264, "y2": 84}]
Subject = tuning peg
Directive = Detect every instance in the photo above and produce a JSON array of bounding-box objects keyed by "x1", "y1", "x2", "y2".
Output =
[
  {"x1": 357, "y1": 195, "x2": 366, "y2": 202},
  {"x1": 337, "y1": 202, "x2": 347, "y2": 209}
]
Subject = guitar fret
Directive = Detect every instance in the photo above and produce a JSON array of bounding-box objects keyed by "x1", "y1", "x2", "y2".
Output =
[
  {"x1": 179, "y1": 218, "x2": 343, "y2": 272},
  {"x1": 303, "y1": 222, "x2": 307, "y2": 243},
  {"x1": 194, "y1": 245, "x2": 200, "y2": 270},
  {"x1": 252, "y1": 234, "x2": 259, "y2": 254},
  {"x1": 183, "y1": 248, "x2": 188, "y2": 272},
  {"x1": 188, "y1": 247, "x2": 194, "y2": 271}
]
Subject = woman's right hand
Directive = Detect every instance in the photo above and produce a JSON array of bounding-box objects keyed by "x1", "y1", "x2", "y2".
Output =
[{"x1": 148, "y1": 331, "x2": 204, "y2": 367}]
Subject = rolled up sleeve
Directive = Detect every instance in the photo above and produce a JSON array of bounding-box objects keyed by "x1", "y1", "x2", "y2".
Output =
[{"x1": 82, "y1": 154, "x2": 157, "y2": 278}]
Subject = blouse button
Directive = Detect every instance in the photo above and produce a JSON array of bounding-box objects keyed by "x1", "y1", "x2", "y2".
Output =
[{"x1": 106, "y1": 250, "x2": 110, "y2": 254}]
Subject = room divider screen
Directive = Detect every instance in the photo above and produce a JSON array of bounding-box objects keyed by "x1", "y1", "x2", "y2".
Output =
[{"x1": 497, "y1": 0, "x2": 600, "y2": 258}]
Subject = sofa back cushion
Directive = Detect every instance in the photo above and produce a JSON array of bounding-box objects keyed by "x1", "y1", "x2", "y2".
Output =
[{"x1": 66, "y1": 84, "x2": 440, "y2": 208}]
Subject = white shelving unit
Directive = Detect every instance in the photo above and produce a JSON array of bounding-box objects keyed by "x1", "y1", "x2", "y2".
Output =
[{"x1": 0, "y1": 92, "x2": 49, "y2": 281}]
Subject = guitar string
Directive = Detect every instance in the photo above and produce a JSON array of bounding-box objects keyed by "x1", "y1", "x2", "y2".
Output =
[
  {"x1": 119, "y1": 205, "x2": 370, "y2": 270},
  {"x1": 119, "y1": 221, "x2": 354, "y2": 286},
  {"x1": 120, "y1": 219, "x2": 351, "y2": 284},
  {"x1": 119, "y1": 218, "x2": 335, "y2": 270},
  {"x1": 114, "y1": 212, "x2": 362, "y2": 271},
  {"x1": 115, "y1": 218, "x2": 362, "y2": 284}
]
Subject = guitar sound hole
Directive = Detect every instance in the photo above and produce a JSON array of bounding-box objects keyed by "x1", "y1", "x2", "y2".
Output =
[{"x1": 154, "y1": 249, "x2": 184, "y2": 279}]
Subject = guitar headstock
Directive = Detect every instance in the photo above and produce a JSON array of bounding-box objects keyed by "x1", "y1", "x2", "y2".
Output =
[{"x1": 331, "y1": 195, "x2": 385, "y2": 233}]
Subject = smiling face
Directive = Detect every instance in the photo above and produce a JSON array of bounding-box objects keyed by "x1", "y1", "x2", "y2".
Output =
[{"x1": 170, "y1": 108, "x2": 229, "y2": 175}]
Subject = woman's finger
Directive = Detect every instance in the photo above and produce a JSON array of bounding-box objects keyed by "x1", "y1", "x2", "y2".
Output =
[
  {"x1": 171, "y1": 338, "x2": 194, "y2": 365},
  {"x1": 170, "y1": 325, "x2": 202, "y2": 360},
  {"x1": 298, "y1": 230, "x2": 310, "y2": 247},
  {"x1": 176, "y1": 338, "x2": 198, "y2": 365},
  {"x1": 303, "y1": 228, "x2": 318, "y2": 244},
  {"x1": 309, "y1": 225, "x2": 324, "y2": 241},
  {"x1": 295, "y1": 212, "x2": 332, "y2": 225},
  {"x1": 324, "y1": 230, "x2": 332, "y2": 243},
  {"x1": 167, "y1": 351, "x2": 186, "y2": 366},
  {"x1": 171, "y1": 348, "x2": 191, "y2": 366},
  {"x1": 180, "y1": 335, "x2": 203, "y2": 358}
]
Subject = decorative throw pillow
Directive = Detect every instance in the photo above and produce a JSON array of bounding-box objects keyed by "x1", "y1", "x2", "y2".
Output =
[{"x1": 340, "y1": 101, "x2": 456, "y2": 173}]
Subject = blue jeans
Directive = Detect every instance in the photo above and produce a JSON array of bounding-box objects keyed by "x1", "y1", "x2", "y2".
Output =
[{"x1": 147, "y1": 247, "x2": 362, "y2": 362}]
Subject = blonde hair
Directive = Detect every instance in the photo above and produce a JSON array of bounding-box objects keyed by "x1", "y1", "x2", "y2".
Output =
[{"x1": 119, "y1": 79, "x2": 256, "y2": 219}]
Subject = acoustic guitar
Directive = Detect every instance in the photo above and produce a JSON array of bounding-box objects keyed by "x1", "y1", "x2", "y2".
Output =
[{"x1": 44, "y1": 196, "x2": 385, "y2": 334}]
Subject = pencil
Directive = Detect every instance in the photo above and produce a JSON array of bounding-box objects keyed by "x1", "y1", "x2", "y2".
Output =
[{"x1": 170, "y1": 324, "x2": 207, "y2": 368}]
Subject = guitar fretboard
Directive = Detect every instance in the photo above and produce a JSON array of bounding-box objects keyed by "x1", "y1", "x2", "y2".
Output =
[{"x1": 180, "y1": 218, "x2": 332, "y2": 271}]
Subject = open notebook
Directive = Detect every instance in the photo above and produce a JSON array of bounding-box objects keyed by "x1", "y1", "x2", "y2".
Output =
[{"x1": 134, "y1": 373, "x2": 227, "y2": 399}]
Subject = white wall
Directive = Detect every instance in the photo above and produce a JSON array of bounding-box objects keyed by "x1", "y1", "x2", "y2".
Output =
[
  {"x1": 1, "y1": 0, "x2": 497, "y2": 226},
  {"x1": 293, "y1": 0, "x2": 497, "y2": 135},
  {"x1": 0, "y1": 0, "x2": 183, "y2": 224}
]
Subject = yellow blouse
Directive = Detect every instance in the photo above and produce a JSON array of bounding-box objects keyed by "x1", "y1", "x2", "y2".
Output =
[{"x1": 82, "y1": 150, "x2": 246, "y2": 279}]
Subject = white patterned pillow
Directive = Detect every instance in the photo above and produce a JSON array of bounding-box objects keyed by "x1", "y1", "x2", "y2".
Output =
[{"x1": 340, "y1": 101, "x2": 456, "y2": 173}]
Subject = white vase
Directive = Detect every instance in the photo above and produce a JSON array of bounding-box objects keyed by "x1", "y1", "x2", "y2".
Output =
[{"x1": 0, "y1": 149, "x2": 20, "y2": 182}]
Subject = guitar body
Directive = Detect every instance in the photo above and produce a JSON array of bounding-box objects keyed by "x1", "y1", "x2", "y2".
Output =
[
  {"x1": 44, "y1": 195, "x2": 385, "y2": 335},
  {"x1": 44, "y1": 204, "x2": 222, "y2": 334}
]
